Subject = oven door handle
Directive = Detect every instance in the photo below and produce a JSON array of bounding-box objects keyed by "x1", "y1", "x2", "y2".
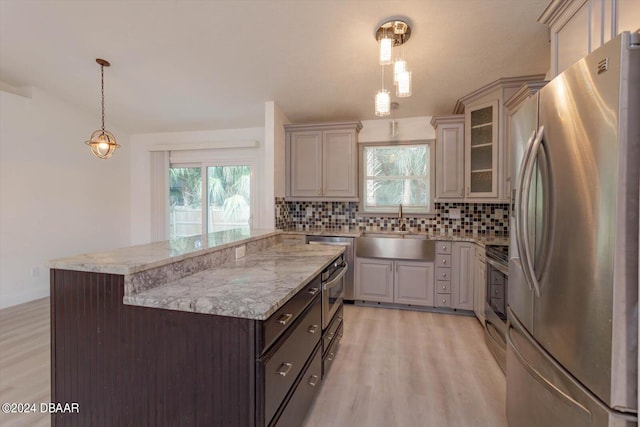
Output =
[
  {"x1": 323, "y1": 262, "x2": 348, "y2": 291},
  {"x1": 486, "y1": 257, "x2": 509, "y2": 275}
]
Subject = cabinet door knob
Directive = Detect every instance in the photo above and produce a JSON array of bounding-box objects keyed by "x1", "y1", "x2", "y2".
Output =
[
  {"x1": 277, "y1": 313, "x2": 292, "y2": 325},
  {"x1": 277, "y1": 362, "x2": 293, "y2": 377},
  {"x1": 442, "y1": 299, "x2": 447, "y2": 304},
  {"x1": 308, "y1": 324, "x2": 319, "y2": 334},
  {"x1": 442, "y1": 245, "x2": 447, "y2": 251},
  {"x1": 442, "y1": 259, "x2": 447, "y2": 264}
]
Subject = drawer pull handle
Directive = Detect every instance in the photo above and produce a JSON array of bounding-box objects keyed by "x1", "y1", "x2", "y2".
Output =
[
  {"x1": 307, "y1": 287, "x2": 319, "y2": 296},
  {"x1": 442, "y1": 245, "x2": 447, "y2": 250},
  {"x1": 442, "y1": 285, "x2": 446, "y2": 290},
  {"x1": 327, "y1": 352, "x2": 335, "y2": 362},
  {"x1": 277, "y1": 362, "x2": 293, "y2": 377},
  {"x1": 327, "y1": 332, "x2": 335, "y2": 341},
  {"x1": 442, "y1": 259, "x2": 447, "y2": 264},
  {"x1": 308, "y1": 324, "x2": 319, "y2": 334},
  {"x1": 337, "y1": 316, "x2": 343, "y2": 323},
  {"x1": 277, "y1": 313, "x2": 293, "y2": 325},
  {"x1": 308, "y1": 374, "x2": 319, "y2": 387},
  {"x1": 442, "y1": 273, "x2": 447, "y2": 277},
  {"x1": 442, "y1": 299, "x2": 447, "y2": 304}
]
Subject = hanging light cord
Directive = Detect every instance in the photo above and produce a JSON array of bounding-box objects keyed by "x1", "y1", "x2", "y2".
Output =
[{"x1": 100, "y1": 64, "x2": 105, "y2": 132}]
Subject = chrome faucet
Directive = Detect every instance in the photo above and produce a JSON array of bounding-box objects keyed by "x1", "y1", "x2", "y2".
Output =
[{"x1": 398, "y1": 204, "x2": 406, "y2": 231}]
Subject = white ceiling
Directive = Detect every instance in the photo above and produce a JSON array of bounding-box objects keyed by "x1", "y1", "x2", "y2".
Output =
[{"x1": 0, "y1": 0, "x2": 550, "y2": 134}]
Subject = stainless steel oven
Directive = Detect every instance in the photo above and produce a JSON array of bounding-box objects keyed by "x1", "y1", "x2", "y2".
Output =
[
  {"x1": 320, "y1": 255, "x2": 347, "y2": 330},
  {"x1": 484, "y1": 244, "x2": 509, "y2": 372}
]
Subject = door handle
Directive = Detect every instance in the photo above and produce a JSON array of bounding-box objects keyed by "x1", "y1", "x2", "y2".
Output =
[
  {"x1": 521, "y1": 125, "x2": 544, "y2": 297},
  {"x1": 515, "y1": 129, "x2": 537, "y2": 293},
  {"x1": 276, "y1": 362, "x2": 293, "y2": 377}
]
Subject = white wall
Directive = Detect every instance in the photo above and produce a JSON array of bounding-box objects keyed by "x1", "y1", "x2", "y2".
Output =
[
  {"x1": 130, "y1": 126, "x2": 267, "y2": 244},
  {"x1": 359, "y1": 116, "x2": 435, "y2": 142},
  {"x1": 265, "y1": 101, "x2": 290, "y2": 198},
  {"x1": 0, "y1": 87, "x2": 131, "y2": 308}
]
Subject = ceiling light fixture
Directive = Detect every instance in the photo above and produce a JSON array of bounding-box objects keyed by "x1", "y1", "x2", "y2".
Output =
[
  {"x1": 85, "y1": 58, "x2": 120, "y2": 159},
  {"x1": 374, "y1": 18, "x2": 412, "y2": 116}
]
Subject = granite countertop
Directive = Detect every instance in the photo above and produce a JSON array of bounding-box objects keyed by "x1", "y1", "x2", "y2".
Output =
[
  {"x1": 48, "y1": 228, "x2": 281, "y2": 275},
  {"x1": 123, "y1": 243, "x2": 345, "y2": 320},
  {"x1": 281, "y1": 227, "x2": 508, "y2": 246}
]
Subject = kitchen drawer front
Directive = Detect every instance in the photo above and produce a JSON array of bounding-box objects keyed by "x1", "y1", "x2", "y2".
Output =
[
  {"x1": 323, "y1": 303, "x2": 343, "y2": 355},
  {"x1": 436, "y1": 267, "x2": 451, "y2": 281},
  {"x1": 436, "y1": 280, "x2": 451, "y2": 294},
  {"x1": 436, "y1": 241, "x2": 452, "y2": 254},
  {"x1": 261, "y1": 275, "x2": 321, "y2": 354},
  {"x1": 262, "y1": 297, "x2": 321, "y2": 424},
  {"x1": 436, "y1": 254, "x2": 452, "y2": 267},
  {"x1": 436, "y1": 293, "x2": 452, "y2": 307},
  {"x1": 491, "y1": 284, "x2": 504, "y2": 300},
  {"x1": 323, "y1": 321, "x2": 343, "y2": 377},
  {"x1": 271, "y1": 343, "x2": 322, "y2": 427},
  {"x1": 490, "y1": 270, "x2": 505, "y2": 285}
]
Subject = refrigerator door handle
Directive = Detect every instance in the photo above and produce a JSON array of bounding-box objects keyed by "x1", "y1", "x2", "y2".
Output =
[
  {"x1": 521, "y1": 125, "x2": 545, "y2": 297},
  {"x1": 506, "y1": 320, "x2": 592, "y2": 420},
  {"x1": 514, "y1": 129, "x2": 537, "y2": 292}
]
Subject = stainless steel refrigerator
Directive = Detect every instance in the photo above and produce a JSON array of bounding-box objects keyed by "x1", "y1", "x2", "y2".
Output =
[{"x1": 507, "y1": 32, "x2": 639, "y2": 426}]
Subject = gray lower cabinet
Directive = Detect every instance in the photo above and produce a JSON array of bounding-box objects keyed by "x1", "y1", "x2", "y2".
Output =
[
  {"x1": 473, "y1": 244, "x2": 486, "y2": 323},
  {"x1": 356, "y1": 257, "x2": 434, "y2": 307},
  {"x1": 451, "y1": 242, "x2": 475, "y2": 310}
]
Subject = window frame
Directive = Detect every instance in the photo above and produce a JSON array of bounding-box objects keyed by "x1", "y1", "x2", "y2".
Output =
[
  {"x1": 169, "y1": 158, "x2": 256, "y2": 238},
  {"x1": 358, "y1": 139, "x2": 436, "y2": 216}
]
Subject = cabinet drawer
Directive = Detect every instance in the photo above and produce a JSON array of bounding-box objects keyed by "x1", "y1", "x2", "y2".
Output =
[
  {"x1": 260, "y1": 276, "x2": 321, "y2": 354},
  {"x1": 490, "y1": 284, "x2": 504, "y2": 300},
  {"x1": 490, "y1": 270, "x2": 505, "y2": 285},
  {"x1": 271, "y1": 343, "x2": 322, "y2": 427},
  {"x1": 436, "y1": 267, "x2": 450, "y2": 281},
  {"x1": 436, "y1": 255, "x2": 452, "y2": 267},
  {"x1": 491, "y1": 297, "x2": 505, "y2": 312},
  {"x1": 436, "y1": 241, "x2": 452, "y2": 254},
  {"x1": 436, "y1": 280, "x2": 451, "y2": 294},
  {"x1": 262, "y1": 297, "x2": 321, "y2": 424},
  {"x1": 323, "y1": 321, "x2": 343, "y2": 377},
  {"x1": 323, "y1": 303, "x2": 343, "y2": 355},
  {"x1": 436, "y1": 294, "x2": 451, "y2": 307}
]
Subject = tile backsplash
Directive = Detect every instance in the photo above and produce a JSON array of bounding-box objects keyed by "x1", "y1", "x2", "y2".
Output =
[{"x1": 275, "y1": 197, "x2": 509, "y2": 236}]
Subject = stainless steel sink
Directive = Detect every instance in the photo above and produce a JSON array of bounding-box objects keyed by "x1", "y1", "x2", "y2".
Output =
[{"x1": 356, "y1": 236, "x2": 435, "y2": 261}]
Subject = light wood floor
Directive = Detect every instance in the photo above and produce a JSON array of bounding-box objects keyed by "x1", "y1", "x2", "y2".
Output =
[{"x1": 0, "y1": 299, "x2": 507, "y2": 427}]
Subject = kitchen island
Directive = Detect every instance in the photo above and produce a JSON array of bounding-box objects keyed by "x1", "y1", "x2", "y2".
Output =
[{"x1": 48, "y1": 228, "x2": 345, "y2": 427}]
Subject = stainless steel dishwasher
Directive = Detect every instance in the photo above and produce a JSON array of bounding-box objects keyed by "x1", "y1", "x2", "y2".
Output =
[{"x1": 306, "y1": 235, "x2": 355, "y2": 302}]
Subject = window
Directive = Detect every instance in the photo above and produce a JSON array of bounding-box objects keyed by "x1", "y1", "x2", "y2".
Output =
[
  {"x1": 361, "y1": 143, "x2": 434, "y2": 214},
  {"x1": 169, "y1": 164, "x2": 252, "y2": 239}
]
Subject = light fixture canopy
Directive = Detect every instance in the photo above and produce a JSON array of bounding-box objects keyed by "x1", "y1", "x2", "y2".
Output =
[
  {"x1": 85, "y1": 58, "x2": 120, "y2": 159},
  {"x1": 375, "y1": 19, "x2": 412, "y2": 47}
]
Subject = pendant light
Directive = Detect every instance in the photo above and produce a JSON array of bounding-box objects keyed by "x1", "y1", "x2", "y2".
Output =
[
  {"x1": 85, "y1": 58, "x2": 120, "y2": 159},
  {"x1": 375, "y1": 65, "x2": 390, "y2": 116},
  {"x1": 373, "y1": 18, "x2": 412, "y2": 115}
]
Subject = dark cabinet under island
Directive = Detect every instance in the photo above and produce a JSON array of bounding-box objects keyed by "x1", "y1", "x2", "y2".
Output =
[{"x1": 48, "y1": 229, "x2": 344, "y2": 426}]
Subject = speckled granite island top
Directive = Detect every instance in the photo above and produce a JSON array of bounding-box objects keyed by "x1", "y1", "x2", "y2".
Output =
[
  {"x1": 123, "y1": 244, "x2": 344, "y2": 320},
  {"x1": 48, "y1": 228, "x2": 279, "y2": 275}
]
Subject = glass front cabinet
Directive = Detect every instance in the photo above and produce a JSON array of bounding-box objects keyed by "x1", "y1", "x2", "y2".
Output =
[{"x1": 465, "y1": 100, "x2": 499, "y2": 198}]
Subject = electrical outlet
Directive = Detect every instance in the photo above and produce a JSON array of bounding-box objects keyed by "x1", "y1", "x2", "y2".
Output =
[
  {"x1": 235, "y1": 245, "x2": 246, "y2": 259},
  {"x1": 449, "y1": 208, "x2": 461, "y2": 219}
]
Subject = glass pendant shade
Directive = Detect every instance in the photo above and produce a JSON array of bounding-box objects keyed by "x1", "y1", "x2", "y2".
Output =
[
  {"x1": 393, "y1": 59, "x2": 407, "y2": 84},
  {"x1": 379, "y1": 37, "x2": 393, "y2": 65},
  {"x1": 396, "y1": 70, "x2": 412, "y2": 97},
  {"x1": 86, "y1": 129, "x2": 120, "y2": 159},
  {"x1": 375, "y1": 89, "x2": 391, "y2": 116}
]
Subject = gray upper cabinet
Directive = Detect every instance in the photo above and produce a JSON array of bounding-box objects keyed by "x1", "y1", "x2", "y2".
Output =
[
  {"x1": 449, "y1": 75, "x2": 546, "y2": 203},
  {"x1": 539, "y1": 0, "x2": 640, "y2": 78},
  {"x1": 285, "y1": 121, "x2": 362, "y2": 201},
  {"x1": 431, "y1": 115, "x2": 465, "y2": 200}
]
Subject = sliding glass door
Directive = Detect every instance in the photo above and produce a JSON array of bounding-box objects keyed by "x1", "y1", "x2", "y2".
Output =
[{"x1": 169, "y1": 163, "x2": 252, "y2": 239}]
